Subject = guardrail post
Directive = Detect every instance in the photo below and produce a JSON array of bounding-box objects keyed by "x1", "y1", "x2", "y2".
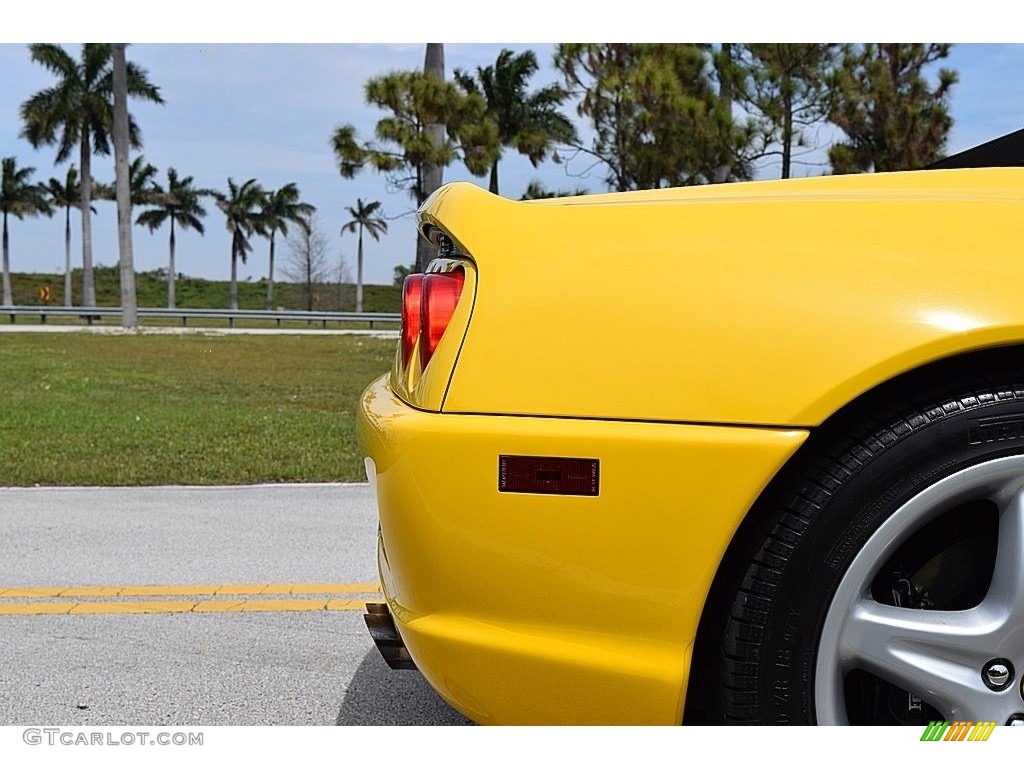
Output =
[{"x1": 2, "y1": 308, "x2": 400, "y2": 330}]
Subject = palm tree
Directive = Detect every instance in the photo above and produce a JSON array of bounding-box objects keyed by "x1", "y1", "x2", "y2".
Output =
[
  {"x1": 421, "y1": 43, "x2": 446, "y2": 273},
  {"x1": 341, "y1": 198, "x2": 388, "y2": 313},
  {"x1": 127, "y1": 155, "x2": 159, "y2": 207},
  {"x1": 0, "y1": 158, "x2": 52, "y2": 307},
  {"x1": 454, "y1": 49, "x2": 577, "y2": 195},
  {"x1": 136, "y1": 168, "x2": 211, "y2": 309},
  {"x1": 259, "y1": 184, "x2": 315, "y2": 310},
  {"x1": 95, "y1": 156, "x2": 158, "y2": 209},
  {"x1": 44, "y1": 166, "x2": 96, "y2": 306},
  {"x1": 19, "y1": 43, "x2": 163, "y2": 308},
  {"x1": 214, "y1": 178, "x2": 265, "y2": 311},
  {"x1": 91, "y1": 151, "x2": 157, "y2": 325},
  {"x1": 112, "y1": 44, "x2": 139, "y2": 328}
]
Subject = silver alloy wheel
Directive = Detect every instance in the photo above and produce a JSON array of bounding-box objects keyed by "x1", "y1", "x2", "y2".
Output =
[{"x1": 815, "y1": 455, "x2": 1024, "y2": 724}]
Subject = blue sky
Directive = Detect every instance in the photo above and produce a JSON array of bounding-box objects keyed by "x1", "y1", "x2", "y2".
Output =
[{"x1": 0, "y1": 35, "x2": 1022, "y2": 287}]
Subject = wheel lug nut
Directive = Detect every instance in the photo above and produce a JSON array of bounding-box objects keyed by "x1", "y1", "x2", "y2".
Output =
[{"x1": 982, "y1": 658, "x2": 1014, "y2": 691}]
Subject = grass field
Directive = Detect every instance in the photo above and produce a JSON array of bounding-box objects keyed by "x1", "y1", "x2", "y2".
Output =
[
  {"x1": 0, "y1": 334, "x2": 395, "y2": 486},
  {"x1": 10, "y1": 267, "x2": 401, "y2": 313}
]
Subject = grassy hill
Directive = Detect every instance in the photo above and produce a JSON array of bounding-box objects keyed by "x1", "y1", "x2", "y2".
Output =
[{"x1": 10, "y1": 267, "x2": 401, "y2": 313}]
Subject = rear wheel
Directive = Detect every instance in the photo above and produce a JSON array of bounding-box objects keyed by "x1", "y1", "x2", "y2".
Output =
[{"x1": 709, "y1": 371, "x2": 1024, "y2": 724}]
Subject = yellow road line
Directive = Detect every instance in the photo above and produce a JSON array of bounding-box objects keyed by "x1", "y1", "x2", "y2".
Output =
[
  {"x1": 0, "y1": 582, "x2": 383, "y2": 615},
  {"x1": 325, "y1": 599, "x2": 367, "y2": 611},
  {"x1": 70, "y1": 601, "x2": 198, "y2": 615},
  {"x1": 0, "y1": 598, "x2": 379, "y2": 616},
  {"x1": 56, "y1": 587, "x2": 126, "y2": 597},
  {"x1": 0, "y1": 587, "x2": 58, "y2": 598},
  {"x1": 0, "y1": 603, "x2": 77, "y2": 615},
  {"x1": 192, "y1": 600, "x2": 246, "y2": 613},
  {"x1": 0, "y1": 583, "x2": 380, "y2": 598}
]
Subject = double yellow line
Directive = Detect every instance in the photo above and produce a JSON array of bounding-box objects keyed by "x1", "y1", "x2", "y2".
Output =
[{"x1": 0, "y1": 583, "x2": 382, "y2": 615}]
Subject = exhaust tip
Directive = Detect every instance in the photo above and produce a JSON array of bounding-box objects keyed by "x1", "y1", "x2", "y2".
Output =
[{"x1": 363, "y1": 602, "x2": 417, "y2": 670}]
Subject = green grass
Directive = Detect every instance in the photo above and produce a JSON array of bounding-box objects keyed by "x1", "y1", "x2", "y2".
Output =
[
  {"x1": 0, "y1": 334, "x2": 395, "y2": 486},
  {"x1": 11, "y1": 267, "x2": 401, "y2": 313}
]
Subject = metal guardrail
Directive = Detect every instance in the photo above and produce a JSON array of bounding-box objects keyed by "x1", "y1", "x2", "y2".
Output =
[{"x1": 3, "y1": 306, "x2": 401, "y2": 329}]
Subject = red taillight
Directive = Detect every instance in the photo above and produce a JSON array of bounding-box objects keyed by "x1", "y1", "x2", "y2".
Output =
[
  {"x1": 419, "y1": 269, "x2": 464, "y2": 370},
  {"x1": 401, "y1": 274, "x2": 423, "y2": 368}
]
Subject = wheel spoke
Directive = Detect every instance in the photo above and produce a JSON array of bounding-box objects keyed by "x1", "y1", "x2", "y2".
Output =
[
  {"x1": 815, "y1": 455, "x2": 1024, "y2": 724},
  {"x1": 840, "y1": 599, "x2": 996, "y2": 720},
  {"x1": 986, "y1": 489, "x2": 1024, "y2": 613}
]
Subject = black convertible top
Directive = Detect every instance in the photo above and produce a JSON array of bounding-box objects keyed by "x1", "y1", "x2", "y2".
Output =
[{"x1": 927, "y1": 128, "x2": 1024, "y2": 169}]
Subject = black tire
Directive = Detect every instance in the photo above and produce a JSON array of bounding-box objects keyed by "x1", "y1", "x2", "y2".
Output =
[{"x1": 702, "y1": 365, "x2": 1024, "y2": 725}]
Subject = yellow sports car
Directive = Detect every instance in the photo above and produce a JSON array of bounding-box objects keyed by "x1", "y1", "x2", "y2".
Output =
[{"x1": 358, "y1": 140, "x2": 1024, "y2": 725}]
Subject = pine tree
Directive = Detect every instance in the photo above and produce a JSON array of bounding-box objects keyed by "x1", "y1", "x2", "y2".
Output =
[
  {"x1": 829, "y1": 44, "x2": 957, "y2": 174},
  {"x1": 737, "y1": 44, "x2": 839, "y2": 179},
  {"x1": 555, "y1": 43, "x2": 753, "y2": 191},
  {"x1": 330, "y1": 46, "x2": 497, "y2": 272}
]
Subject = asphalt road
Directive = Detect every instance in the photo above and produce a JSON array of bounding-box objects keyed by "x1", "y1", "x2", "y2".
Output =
[{"x1": 0, "y1": 484, "x2": 470, "y2": 726}]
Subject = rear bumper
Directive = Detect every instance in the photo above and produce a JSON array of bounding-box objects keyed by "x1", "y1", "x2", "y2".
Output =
[{"x1": 358, "y1": 374, "x2": 807, "y2": 724}]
